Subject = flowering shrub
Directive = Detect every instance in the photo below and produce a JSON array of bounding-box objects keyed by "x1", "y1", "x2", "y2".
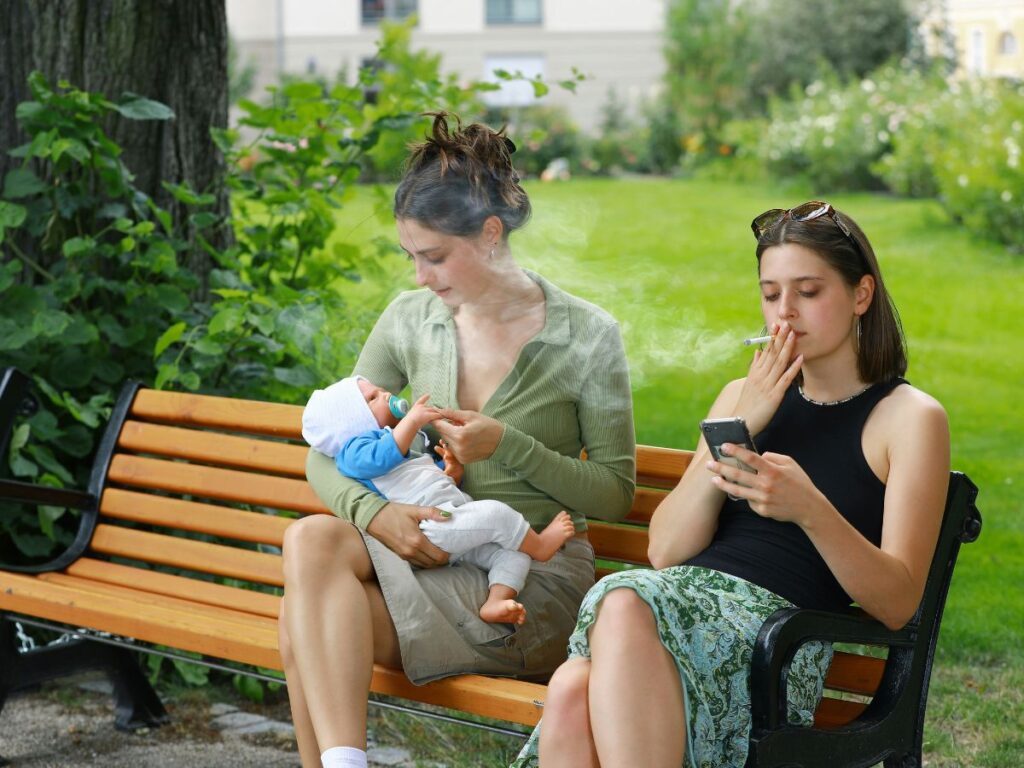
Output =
[
  {"x1": 746, "y1": 61, "x2": 1024, "y2": 250},
  {"x1": 756, "y1": 64, "x2": 946, "y2": 191},
  {"x1": 882, "y1": 77, "x2": 1024, "y2": 250}
]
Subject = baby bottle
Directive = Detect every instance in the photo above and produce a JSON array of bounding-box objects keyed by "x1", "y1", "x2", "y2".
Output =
[{"x1": 388, "y1": 395, "x2": 409, "y2": 419}]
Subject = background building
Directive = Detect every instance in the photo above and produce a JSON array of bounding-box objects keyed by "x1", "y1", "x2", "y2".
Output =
[
  {"x1": 228, "y1": 0, "x2": 667, "y2": 132},
  {"x1": 924, "y1": 0, "x2": 1024, "y2": 78}
]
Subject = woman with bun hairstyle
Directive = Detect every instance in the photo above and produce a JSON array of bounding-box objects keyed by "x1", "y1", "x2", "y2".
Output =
[{"x1": 279, "y1": 113, "x2": 636, "y2": 768}]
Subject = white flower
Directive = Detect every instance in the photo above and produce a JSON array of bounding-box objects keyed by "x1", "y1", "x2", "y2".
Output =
[
  {"x1": 877, "y1": 130, "x2": 890, "y2": 143},
  {"x1": 1001, "y1": 190, "x2": 1013, "y2": 203},
  {"x1": 861, "y1": 79, "x2": 877, "y2": 93},
  {"x1": 958, "y1": 174, "x2": 969, "y2": 187}
]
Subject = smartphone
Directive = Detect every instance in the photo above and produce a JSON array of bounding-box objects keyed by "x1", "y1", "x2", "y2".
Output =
[{"x1": 699, "y1": 417, "x2": 759, "y2": 499}]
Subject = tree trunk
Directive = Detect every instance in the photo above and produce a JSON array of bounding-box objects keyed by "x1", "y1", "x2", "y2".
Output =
[{"x1": 0, "y1": 0, "x2": 231, "y2": 293}]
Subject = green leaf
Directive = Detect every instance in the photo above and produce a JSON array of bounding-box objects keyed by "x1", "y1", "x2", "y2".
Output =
[
  {"x1": 62, "y1": 236, "x2": 96, "y2": 257},
  {"x1": 9, "y1": 423, "x2": 30, "y2": 454},
  {"x1": 233, "y1": 674, "x2": 265, "y2": 703},
  {"x1": 27, "y1": 409, "x2": 62, "y2": 442},
  {"x1": 31, "y1": 309, "x2": 72, "y2": 338},
  {"x1": 3, "y1": 167, "x2": 47, "y2": 198},
  {"x1": 152, "y1": 284, "x2": 189, "y2": 313},
  {"x1": 26, "y1": 444, "x2": 74, "y2": 484},
  {"x1": 10, "y1": 452, "x2": 38, "y2": 478},
  {"x1": 530, "y1": 79, "x2": 550, "y2": 98},
  {"x1": 0, "y1": 317, "x2": 37, "y2": 351},
  {"x1": 155, "y1": 363, "x2": 179, "y2": 390},
  {"x1": 171, "y1": 658, "x2": 209, "y2": 687},
  {"x1": 208, "y1": 307, "x2": 244, "y2": 336},
  {"x1": 0, "y1": 200, "x2": 27, "y2": 246},
  {"x1": 14, "y1": 100, "x2": 44, "y2": 123},
  {"x1": 113, "y1": 94, "x2": 175, "y2": 121},
  {"x1": 0, "y1": 200, "x2": 27, "y2": 228},
  {"x1": 154, "y1": 322, "x2": 187, "y2": 358},
  {"x1": 283, "y1": 81, "x2": 324, "y2": 101},
  {"x1": 191, "y1": 336, "x2": 224, "y2": 356},
  {"x1": 179, "y1": 371, "x2": 201, "y2": 391},
  {"x1": 38, "y1": 504, "x2": 67, "y2": 540}
]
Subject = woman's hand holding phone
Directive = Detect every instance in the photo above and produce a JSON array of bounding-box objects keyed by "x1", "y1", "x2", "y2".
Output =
[
  {"x1": 707, "y1": 445, "x2": 828, "y2": 528},
  {"x1": 732, "y1": 320, "x2": 803, "y2": 435}
]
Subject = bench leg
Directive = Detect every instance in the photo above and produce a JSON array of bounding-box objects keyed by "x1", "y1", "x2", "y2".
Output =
[{"x1": 0, "y1": 617, "x2": 169, "y2": 733}]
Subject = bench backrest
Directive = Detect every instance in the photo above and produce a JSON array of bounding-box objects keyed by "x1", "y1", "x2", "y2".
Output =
[{"x1": 6, "y1": 381, "x2": 974, "y2": 730}]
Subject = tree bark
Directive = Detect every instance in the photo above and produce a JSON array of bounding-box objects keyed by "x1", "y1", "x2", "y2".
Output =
[{"x1": 0, "y1": 0, "x2": 231, "y2": 291}]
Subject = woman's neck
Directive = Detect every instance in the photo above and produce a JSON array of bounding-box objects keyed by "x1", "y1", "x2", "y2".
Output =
[
  {"x1": 455, "y1": 264, "x2": 544, "y2": 323},
  {"x1": 799, "y1": 352, "x2": 869, "y2": 403}
]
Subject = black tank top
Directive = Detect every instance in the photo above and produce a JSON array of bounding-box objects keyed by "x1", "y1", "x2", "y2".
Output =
[{"x1": 685, "y1": 378, "x2": 905, "y2": 610}]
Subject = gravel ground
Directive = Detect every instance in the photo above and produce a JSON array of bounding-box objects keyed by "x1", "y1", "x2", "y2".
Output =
[
  {"x1": 0, "y1": 677, "x2": 432, "y2": 767},
  {"x1": 0, "y1": 682, "x2": 302, "y2": 768}
]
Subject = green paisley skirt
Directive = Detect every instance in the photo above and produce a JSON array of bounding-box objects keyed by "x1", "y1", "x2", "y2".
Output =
[{"x1": 509, "y1": 566, "x2": 833, "y2": 768}]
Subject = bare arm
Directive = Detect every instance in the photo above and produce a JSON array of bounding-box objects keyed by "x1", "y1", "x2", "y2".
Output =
[
  {"x1": 647, "y1": 379, "x2": 739, "y2": 569},
  {"x1": 710, "y1": 387, "x2": 950, "y2": 629},
  {"x1": 390, "y1": 394, "x2": 440, "y2": 456},
  {"x1": 649, "y1": 324, "x2": 803, "y2": 568}
]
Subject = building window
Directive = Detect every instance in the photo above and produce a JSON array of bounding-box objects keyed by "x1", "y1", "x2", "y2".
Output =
[
  {"x1": 362, "y1": 0, "x2": 417, "y2": 24},
  {"x1": 969, "y1": 29, "x2": 985, "y2": 74},
  {"x1": 486, "y1": 0, "x2": 542, "y2": 25},
  {"x1": 482, "y1": 54, "x2": 545, "y2": 107},
  {"x1": 998, "y1": 31, "x2": 1018, "y2": 56}
]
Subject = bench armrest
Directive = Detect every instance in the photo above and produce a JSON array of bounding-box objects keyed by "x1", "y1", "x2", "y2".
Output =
[{"x1": 749, "y1": 606, "x2": 915, "y2": 732}]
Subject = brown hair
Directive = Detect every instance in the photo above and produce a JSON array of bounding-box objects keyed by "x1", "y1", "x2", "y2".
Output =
[
  {"x1": 755, "y1": 208, "x2": 908, "y2": 383},
  {"x1": 393, "y1": 112, "x2": 531, "y2": 238}
]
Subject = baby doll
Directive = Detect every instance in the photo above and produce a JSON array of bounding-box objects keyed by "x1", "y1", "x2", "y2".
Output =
[{"x1": 302, "y1": 375, "x2": 575, "y2": 625}]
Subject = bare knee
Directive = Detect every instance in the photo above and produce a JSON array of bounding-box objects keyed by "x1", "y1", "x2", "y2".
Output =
[
  {"x1": 591, "y1": 589, "x2": 656, "y2": 649},
  {"x1": 544, "y1": 658, "x2": 592, "y2": 732},
  {"x1": 282, "y1": 514, "x2": 363, "y2": 585}
]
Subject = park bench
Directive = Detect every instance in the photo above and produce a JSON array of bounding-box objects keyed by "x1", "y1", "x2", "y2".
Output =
[{"x1": 0, "y1": 366, "x2": 980, "y2": 767}]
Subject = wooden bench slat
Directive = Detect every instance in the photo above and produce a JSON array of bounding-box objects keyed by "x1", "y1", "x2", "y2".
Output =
[
  {"x1": 635, "y1": 445, "x2": 692, "y2": 489},
  {"x1": 623, "y1": 488, "x2": 666, "y2": 524},
  {"x1": 107, "y1": 454, "x2": 328, "y2": 515},
  {"x1": 130, "y1": 389, "x2": 303, "y2": 438},
  {"x1": 38, "y1": 572, "x2": 278, "y2": 628},
  {"x1": 100, "y1": 488, "x2": 294, "y2": 547},
  {"x1": 0, "y1": 571, "x2": 282, "y2": 669},
  {"x1": 65, "y1": 558, "x2": 281, "y2": 619},
  {"x1": 812, "y1": 696, "x2": 868, "y2": 729},
  {"x1": 587, "y1": 522, "x2": 649, "y2": 564},
  {"x1": 370, "y1": 665, "x2": 544, "y2": 726},
  {"x1": 118, "y1": 420, "x2": 308, "y2": 477},
  {"x1": 90, "y1": 524, "x2": 284, "y2": 587},
  {"x1": 823, "y1": 651, "x2": 885, "y2": 696}
]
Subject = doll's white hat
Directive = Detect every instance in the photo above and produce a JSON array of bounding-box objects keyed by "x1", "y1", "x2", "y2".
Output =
[{"x1": 302, "y1": 376, "x2": 380, "y2": 457}]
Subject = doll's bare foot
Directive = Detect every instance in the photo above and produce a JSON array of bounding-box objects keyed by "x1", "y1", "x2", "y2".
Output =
[
  {"x1": 520, "y1": 511, "x2": 576, "y2": 562},
  {"x1": 480, "y1": 598, "x2": 527, "y2": 625}
]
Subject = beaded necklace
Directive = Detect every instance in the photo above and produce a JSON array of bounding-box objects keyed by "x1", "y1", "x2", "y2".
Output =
[{"x1": 797, "y1": 383, "x2": 872, "y2": 407}]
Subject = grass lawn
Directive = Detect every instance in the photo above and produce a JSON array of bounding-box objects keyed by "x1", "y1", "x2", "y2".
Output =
[{"x1": 331, "y1": 177, "x2": 1023, "y2": 766}]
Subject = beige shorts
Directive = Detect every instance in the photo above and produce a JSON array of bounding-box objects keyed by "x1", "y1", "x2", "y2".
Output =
[{"x1": 358, "y1": 530, "x2": 596, "y2": 685}]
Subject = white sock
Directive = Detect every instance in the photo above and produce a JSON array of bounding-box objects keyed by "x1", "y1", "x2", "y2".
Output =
[{"x1": 321, "y1": 745, "x2": 368, "y2": 768}]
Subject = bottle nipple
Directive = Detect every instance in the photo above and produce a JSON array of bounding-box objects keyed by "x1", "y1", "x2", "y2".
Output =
[{"x1": 388, "y1": 395, "x2": 409, "y2": 419}]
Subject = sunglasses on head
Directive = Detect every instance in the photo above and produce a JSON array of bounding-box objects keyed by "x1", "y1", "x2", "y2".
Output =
[{"x1": 751, "y1": 200, "x2": 863, "y2": 259}]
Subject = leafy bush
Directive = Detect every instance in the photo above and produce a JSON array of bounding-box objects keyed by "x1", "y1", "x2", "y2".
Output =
[
  {"x1": 755, "y1": 63, "x2": 947, "y2": 191},
  {"x1": 879, "y1": 77, "x2": 1024, "y2": 250},
  {"x1": 0, "y1": 73, "x2": 204, "y2": 561}
]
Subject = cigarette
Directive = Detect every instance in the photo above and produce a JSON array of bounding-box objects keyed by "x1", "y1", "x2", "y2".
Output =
[{"x1": 742, "y1": 335, "x2": 773, "y2": 346}]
